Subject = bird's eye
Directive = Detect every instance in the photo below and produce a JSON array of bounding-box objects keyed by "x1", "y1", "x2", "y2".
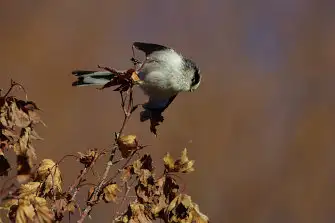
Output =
[{"x1": 191, "y1": 69, "x2": 201, "y2": 87}]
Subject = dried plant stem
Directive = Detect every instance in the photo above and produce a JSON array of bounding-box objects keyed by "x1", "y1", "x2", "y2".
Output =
[
  {"x1": 78, "y1": 88, "x2": 134, "y2": 223},
  {"x1": 114, "y1": 178, "x2": 136, "y2": 216},
  {"x1": 3, "y1": 79, "x2": 27, "y2": 100}
]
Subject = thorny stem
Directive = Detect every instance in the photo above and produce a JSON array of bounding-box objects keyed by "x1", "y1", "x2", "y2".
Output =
[{"x1": 78, "y1": 86, "x2": 135, "y2": 223}]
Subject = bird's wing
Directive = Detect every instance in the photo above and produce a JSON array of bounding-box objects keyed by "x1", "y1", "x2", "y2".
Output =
[
  {"x1": 140, "y1": 94, "x2": 178, "y2": 122},
  {"x1": 133, "y1": 42, "x2": 170, "y2": 57}
]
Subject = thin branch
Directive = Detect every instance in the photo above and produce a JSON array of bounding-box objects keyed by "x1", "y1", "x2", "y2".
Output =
[
  {"x1": 3, "y1": 79, "x2": 28, "y2": 100},
  {"x1": 78, "y1": 85, "x2": 135, "y2": 223}
]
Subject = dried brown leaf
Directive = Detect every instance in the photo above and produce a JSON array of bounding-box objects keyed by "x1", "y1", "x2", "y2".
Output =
[
  {"x1": 27, "y1": 110, "x2": 42, "y2": 125},
  {"x1": 138, "y1": 169, "x2": 154, "y2": 187},
  {"x1": 119, "y1": 203, "x2": 151, "y2": 223},
  {"x1": 18, "y1": 182, "x2": 41, "y2": 198},
  {"x1": 0, "y1": 101, "x2": 13, "y2": 128},
  {"x1": 78, "y1": 148, "x2": 98, "y2": 167},
  {"x1": 53, "y1": 198, "x2": 67, "y2": 220},
  {"x1": 102, "y1": 183, "x2": 120, "y2": 203},
  {"x1": 33, "y1": 197, "x2": 54, "y2": 223},
  {"x1": 14, "y1": 127, "x2": 36, "y2": 181},
  {"x1": 191, "y1": 203, "x2": 210, "y2": 223},
  {"x1": 13, "y1": 128, "x2": 30, "y2": 155},
  {"x1": 15, "y1": 100, "x2": 40, "y2": 112},
  {"x1": 167, "y1": 194, "x2": 192, "y2": 223},
  {"x1": 67, "y1": 201, "x2": 76, "y2": 213},
  {"x1": 36, "y1": 159, "x2": 62, "y2": 194},
  {"x1": 163, "y1": 149, "x2": 195, "y2": 173},
  {"x1": 16, "y1": 155, "x2": 32, "y2": 184},
  {"x1": 2, "y1": 128, "x2": 19, "y2": 141},
  {"x1": 0, "y1": 198, "x2": 18, "y2": 210},
  {"x1": 132, "y1": 154, "x2": 153, "y2": 175},
  {"x1": 10, "y1": 102, "x2": 30, "y2": 128},
  {"x1": 15, "y1": 201, "x2": 35, "y2": 223},
  {"x1": 163, "y1": 153, "x2": 175, "y2": 171},
  {"x1": 163, "y1": 176, "x2": 179, "y2": 203},
  {"x1": 117, "y1": 135, "x2": 138, "y2": 158},
  {"x1": 166, "y1": 194, "x2": 209, "y2": 223},
  {"x1": 176, "y1": 148, "x2": 195, "y2": 173},
  {"x1": 151, "y1": 195, "x2": 167, "y2": 216}
]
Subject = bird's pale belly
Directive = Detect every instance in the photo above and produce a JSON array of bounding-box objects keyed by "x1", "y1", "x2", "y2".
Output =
[{"x1": 139, "y1": 83, "x2": 177, "y2": 99}]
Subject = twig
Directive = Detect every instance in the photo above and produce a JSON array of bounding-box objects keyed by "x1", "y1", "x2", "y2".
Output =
[
  {"x1": 3, "y1": 79, "x2": 28, "y2": 100},
  {"x1": 114, "y1": 179, "x2": 134, "y2": 216},
  {"x1": 78, "y1": 85, "x2": 135, "y2": 223}
]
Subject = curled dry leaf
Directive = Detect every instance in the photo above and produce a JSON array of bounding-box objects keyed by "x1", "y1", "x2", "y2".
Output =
[
  {"x1": 7, "y1": 195, "x2": 53, "y2": 223},
  {"x1": 191, "y1": 203, "x2": 210, "y2": 223},
  {"x1": 0, "y1": 100, "x2": 13, "y2": 129},
  {"x1": 114, "y1": 203, "x2": 151, "y2": 223},
  {"x1": 102, "y1": 183, "x2": 120, "y2": 203},
  {"x1": 135, "y1": 171, "x2": 155, "y2": 203},
  {"x1": 53, "y1": 196, "x2": 76, "y2": 221},
  {"x1": 138, "y1": 169, "x2": 154, "y2": 187},
  {"x1": 5, "y1": 181, "x2": 52, "y2": 223},
  {"x1": 99, "y1": 68, "x2": 138, "y2": 92},
  {"x1": 131, "y1": 71, "x2": 142, "y2": 83},
  {"x1": 117, "y1": 135, "x2": 138, "y2": 158},
  {"x1": 78, "y1": 148, "x2": 98, "y2": 167},
  {"x1": 36, "y1": 159, "x2": 56, "y2": 179},
  {"x1": 36, "y1": 159, "x2": 62, "y2": 195},
  {"x1": 14, "y1": 127, "x2": 37, "y2": 183},
  {"x1": 166, "y1": 194, "x2": 209, "y2": 223},
  {"x1": 162, "y1": 176, "x2": 179, "y2": 203},
  {"x1": 150, "y1": 195, "x2": 166, "y2": 216},
  {"x1": 18, "y1": 182, "x2": 41, "y2": 198},
  {"x1": 1, "y1": 198, "x2": 18, "y2": 210},
  {"x1": 32, "y1": 197, "x2": 54, "y2": 223},
  {"x1": 163, "y1": 153, "x2": 174, "y2": 171},
  {"x1": 132, "y1": 154, "x2": 153, "y2": 176},
  {"x1": 163, "y1": 148, "x2": 195, "y2": 173},
  {"x1": 53, "y1": 198, "x2": 67, "y2": 220},
  {"x1": 12, "y1": 200, "x2": 35, "y2": 223},
  {"x1": 9, "y1": 101, "x2": 30, "y2": 128},
  {"x1": 2, "y1": 128, "x2": 19, "y2": 142}
]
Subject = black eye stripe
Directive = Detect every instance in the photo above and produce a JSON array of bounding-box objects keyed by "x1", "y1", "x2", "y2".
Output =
[
  {"x1": 183, "y1": 58, "x2": 200, "y2": 87},
  {"x1": 191, "y1": 68, "x2": 201, "y2": 86}
]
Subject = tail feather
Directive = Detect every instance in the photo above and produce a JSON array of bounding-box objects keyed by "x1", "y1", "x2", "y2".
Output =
[{"x1": 72, "y1": 70, "x2": 115, "y2": 86}]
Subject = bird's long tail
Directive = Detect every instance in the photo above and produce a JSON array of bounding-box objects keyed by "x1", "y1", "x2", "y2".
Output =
[{"x1": 72, "y1": 70, "x2": 116, "y2": 86}]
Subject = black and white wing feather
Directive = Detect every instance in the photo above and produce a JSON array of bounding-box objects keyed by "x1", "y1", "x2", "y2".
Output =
[{"x1": 133, "y1": 42, "x2": 170, "y2": 57}]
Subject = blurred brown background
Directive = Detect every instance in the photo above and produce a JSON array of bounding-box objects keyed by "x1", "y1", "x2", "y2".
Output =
[{"x1": 1, "y1": 1, "x2": 335, "y2": 222}]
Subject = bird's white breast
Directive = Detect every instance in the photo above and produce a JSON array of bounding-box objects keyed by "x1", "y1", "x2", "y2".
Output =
[{"x1": 138, "y1": 49, "x2": 185, "y2": 99}]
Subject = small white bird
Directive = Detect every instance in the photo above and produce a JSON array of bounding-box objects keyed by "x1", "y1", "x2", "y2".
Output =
[{"x1": 72, "y1": 42, "x2": 201, "y2": 121}]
